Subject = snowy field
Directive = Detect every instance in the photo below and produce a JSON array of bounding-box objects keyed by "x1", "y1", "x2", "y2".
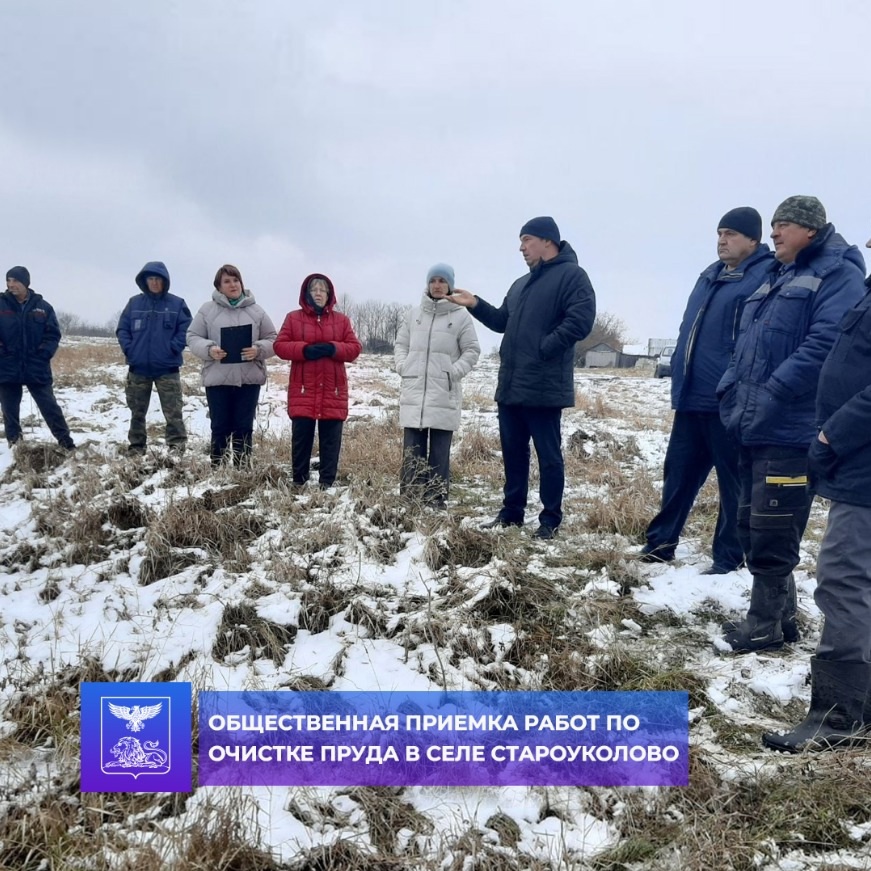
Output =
[{"x1": 0, "y1": 337, "x2": 869, "y2": 870}]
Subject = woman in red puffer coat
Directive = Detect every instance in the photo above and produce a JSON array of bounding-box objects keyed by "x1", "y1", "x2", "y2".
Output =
[{"x1": 274, "y1": 274, "x2": 362, "y2": 487}]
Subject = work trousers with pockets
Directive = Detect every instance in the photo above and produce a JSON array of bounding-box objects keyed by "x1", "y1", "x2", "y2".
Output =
[
  {"x1": 737, "y1": 444, "x2": 813, "y2": 579},
  {"x1": 815, "y1": 501, "x2": 871, "y2": 664},
  {"x1": 125, "y1": 371, "x2": 187, "y2": 450}
]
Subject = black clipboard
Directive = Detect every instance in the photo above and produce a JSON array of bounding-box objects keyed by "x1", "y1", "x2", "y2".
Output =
[{"x1": 219, "y1": 324, "x2": 253, "y2": 364}]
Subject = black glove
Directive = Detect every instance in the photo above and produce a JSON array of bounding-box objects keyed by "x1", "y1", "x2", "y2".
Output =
[
  {"x1": 808, "y1": 437, "x2": 840, "y2": 483},
  {"x1": 303, "y1": 342, "x2": 336, "y2": 361}
]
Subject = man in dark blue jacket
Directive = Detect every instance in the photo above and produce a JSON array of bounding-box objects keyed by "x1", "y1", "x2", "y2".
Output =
[
  {"x1": 763, "y1": 235, "x2": 871, "y2": 752},
  {"x1": 116, "y1": 262, "x2": 191, "y2": 454},
  {"x1": 718, "y1": 197, "x2": 866, "y2": 653},
  {"x1": 449, "y1": 217, "x2": 596, "y2": 539},
  {"x1": 642, "y1": 208, "x2": 774, "y2": 574},
  {"x1": 0, "y1": 267, "x2": 75, "y2": 450}
]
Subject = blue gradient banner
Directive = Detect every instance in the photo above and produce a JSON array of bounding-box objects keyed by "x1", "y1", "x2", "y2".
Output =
[{"x1": 199, "y1": 690, "x2": 688, "y2": 787}]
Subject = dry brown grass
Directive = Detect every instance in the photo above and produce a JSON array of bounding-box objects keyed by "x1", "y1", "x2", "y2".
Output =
[
  {"x1": 34, "y1": 494, "x2": 111, "y2": 565},
  {"x1": 349, "y1": 485, "x2": 419, "y2": 563},
  {"x1": 288, "y1": 841, "x2": 404, "y2": 871},
  {"x1": 341, "y1": 414, "x2": 404, "y2": 485},
  {"x1": 452, "y1": 427, "x2": 503, "y2": 480},
  {"x1": 462, "y1": 386, "x2": 496, "y2": 411},
  {"x1": 592, "y1": 749, "x2": 871, "y2": 870},
  {"x1": 52, "y1": 340, "x2": 126, "y2": 376},
  {"x1": 299, "y1": 581, "x2": 353, "y2": 634},
  {"x1": 211, "y1": 603, "x2": 296, "y2": 664},
  {"x1": 175, "y1": 797, "x2": 288, "y2": 870},
  {"x1": 445, "y1": 827, "x2": 552, "y2": 871},
  {"x1": 579, "y1": 461, "x2": 660, "y2": 539},
  {"x1": 344, "y1": 787, "x2": 433, "y2": 854},
  {"x1": 1, "y1": 660, "x2": 132, "y2": 755},
  {"x1": 423, "y1": 522, "x2": 499, "y2": 571},
  {"x1": 573, "y1": 387, "x2": 620, "y2": 418}
]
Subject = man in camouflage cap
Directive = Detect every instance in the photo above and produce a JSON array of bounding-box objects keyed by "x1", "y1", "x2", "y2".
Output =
[
  {"x1": 770, "y1": 195, "x2": 828, "y2": 231},
  {"x1": 763, "y1": 233, "x2": 871, "y2": 753},
  {"x1": 717, "y1": 196, "x2": 866, "y2": 653}
]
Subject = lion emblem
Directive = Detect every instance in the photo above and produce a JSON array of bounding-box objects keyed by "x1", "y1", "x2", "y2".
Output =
[{"x1": 104, "y1": 735, "x2": 168, "y2": 769}]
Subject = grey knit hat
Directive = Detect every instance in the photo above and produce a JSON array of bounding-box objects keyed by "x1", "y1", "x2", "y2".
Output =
[{"x1": 771, "y1": 196, "x2": 827, "y2": 230}]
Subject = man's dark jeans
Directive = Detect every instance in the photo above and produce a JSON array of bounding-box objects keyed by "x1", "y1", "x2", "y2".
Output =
[
  {"x1": 645, "y1": 411, "x2": 743, "y2": 570},
  {"x1": 497, "y1": 403, "x2": 564, "y2": 529},
  {"x1": 0, "y1": 381, "x2": 73, "y2": 447}
]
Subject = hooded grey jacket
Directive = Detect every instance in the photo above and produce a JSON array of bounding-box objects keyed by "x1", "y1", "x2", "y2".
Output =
[
  {"x1": 395, "y1": 294, "x2": 480, "y2": 431},
  {"x1": 187, "y1": 290, "x2": 277, "y2": 387}
]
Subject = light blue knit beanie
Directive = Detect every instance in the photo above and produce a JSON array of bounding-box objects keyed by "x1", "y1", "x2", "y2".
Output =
[{"x1": 426, "y1": 263, "x2": 455, "y2": 291}]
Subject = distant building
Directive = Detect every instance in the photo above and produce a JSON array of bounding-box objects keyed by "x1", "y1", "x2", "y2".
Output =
[
  {"x1": 584, "y1": 343, "x2": 643, "y2": 369},
  {"x1": 622, "y1": 343, "x2": 647, "y2": 357}
]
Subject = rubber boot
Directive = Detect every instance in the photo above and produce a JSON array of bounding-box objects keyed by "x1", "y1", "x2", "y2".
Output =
[
  {"x1": 721, "y1": 575, "x2": 788, "y2": 653},
  {"x1": 762, "y1": 658, "x2": 871, "y2": 752},
  {"x1": 724, "y1": 577, "x2": 797, "y2": 638},
  {"x1": 781, "y1": 573, "x2": 800, "y2": 644}
]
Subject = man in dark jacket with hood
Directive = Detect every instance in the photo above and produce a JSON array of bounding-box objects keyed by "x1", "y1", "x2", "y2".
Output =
[
  {"x1": 641, "y1": 208, "x2": 775, "y2": 574},
  {"x1": 116, "y1": 262, "x2": 191, "y2": 454},
  {"x1": 0, "y1": 266, "x2": 75, "y2": 450},
  {"x1": 450, "y1": 217, "x2": 596, "y2": 538},
  {"x1": 763, "y1": 234, "x2": 871, "y2": 753},
  {"x1": 717, "y1": 197, "x2": 866, "y2": 653}
]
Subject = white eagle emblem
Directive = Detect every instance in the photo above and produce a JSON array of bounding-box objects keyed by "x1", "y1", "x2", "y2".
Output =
[{"x1": 107, "y1": 702, "x2": 163, "y2": 732}]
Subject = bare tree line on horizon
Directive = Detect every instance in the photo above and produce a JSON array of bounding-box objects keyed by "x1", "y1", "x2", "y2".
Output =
[{"x1": 56, "y1": 302, "x2": 630, "y2": 362}]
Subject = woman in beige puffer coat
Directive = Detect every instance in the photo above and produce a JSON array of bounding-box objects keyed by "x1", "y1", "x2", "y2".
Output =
[
  {"x1": 187, "y1": 264, "x2": 277, "y2": 465},
  {"x1": 394, "y1": 263, "x2": 480, "y2": 507}
]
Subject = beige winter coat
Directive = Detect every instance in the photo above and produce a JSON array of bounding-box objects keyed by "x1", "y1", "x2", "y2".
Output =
[
  {"x1": 394, "y1": 295, "x2": 480, "y2": 431},
  {"x1": 187, "y1": 290, "x2": 277, "y2": 387}
]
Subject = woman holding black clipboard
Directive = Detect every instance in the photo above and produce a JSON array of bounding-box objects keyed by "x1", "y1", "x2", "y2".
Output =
[{"x1": 187, "y1": 264, "x2": 277, "y2": 466}]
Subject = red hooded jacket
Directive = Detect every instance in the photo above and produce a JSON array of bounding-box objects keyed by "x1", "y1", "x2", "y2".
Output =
[{"x1": 274, "y1": 274, "x2": 362, "y2": 420}]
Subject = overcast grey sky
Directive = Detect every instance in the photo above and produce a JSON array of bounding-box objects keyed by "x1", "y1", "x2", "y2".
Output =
[{"x1": 2, "y1": 0, "x2": 869, "y2": 349}]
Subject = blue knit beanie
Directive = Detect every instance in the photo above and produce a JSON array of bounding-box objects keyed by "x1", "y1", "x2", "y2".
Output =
[
  {"x1": 426, "y1": 263, "x2": 455, "y2": 291},
  {"x1": 6, "y1": 266, "x2": 31, "y2": 288},
  {"x1": 520, "y1": 216, "x2": 560, "y2": 245},
  {"x1": 718, "y1": 207, "x2": 762, "y2": 242}
]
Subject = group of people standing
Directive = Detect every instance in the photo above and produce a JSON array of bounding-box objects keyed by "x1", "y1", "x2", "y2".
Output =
[
  {"x1": 0, "y1": 262, "x2": 363, "y2": 486},
  {"x1": 639, "y1": 195, "x2": 871, "y2": 754},
  {"x1": 9, "y1": 201, "x2": 868, "y2": 754},
  {"x1": 115, "y1": 263, "x2": 363, "y2": 485},
  {"x1": 1, "y1": 214, "x2": 597, "y2": 530}
]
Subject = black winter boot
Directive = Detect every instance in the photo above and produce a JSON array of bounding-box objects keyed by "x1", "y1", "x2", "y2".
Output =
[
  {"x1": 762, "y1": 658, "x2": 871, "y2": 752},
  {"x1": 721, "y1": 574, "x2": 788, "y2": 653},
  {"x1": 781, "y1": 573, "x2": 800, "y2": 644}
]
